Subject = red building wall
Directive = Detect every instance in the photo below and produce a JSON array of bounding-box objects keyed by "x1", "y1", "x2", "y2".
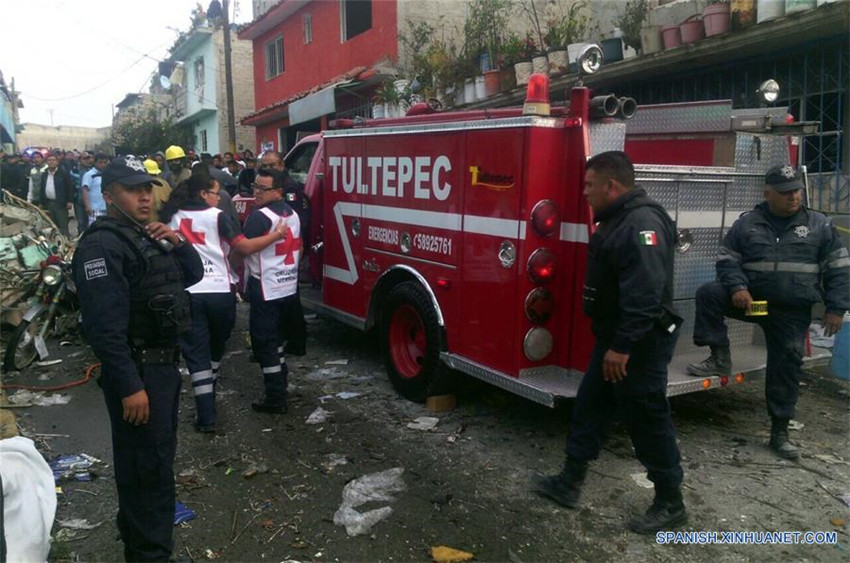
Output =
[{"x1": 251, "y1": 1, "x2": 398, "y2": 111}]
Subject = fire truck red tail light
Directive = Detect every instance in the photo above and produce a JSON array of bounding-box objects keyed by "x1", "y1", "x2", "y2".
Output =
[
  {"x1": 735, "y1": 373, "x2": 745, "y2": 384},
  {"x1": 531, "y1": 200, "x2": 559, "y2": 238},
  {"x1": 525, "y1": 288, "x2": 554, "y2": 325},
  {"x1": 523, "y1": 74, "x2": 550, "y2": 116},
  {"x1": 720, "y1": 375, "x2": 729, "y2": 387},
  {"x1": 523, "y1": 327, "x2": 553, "y2": 362},
  {"x1": 527, "y1": 248, "x2": 556, "y2": 285}
]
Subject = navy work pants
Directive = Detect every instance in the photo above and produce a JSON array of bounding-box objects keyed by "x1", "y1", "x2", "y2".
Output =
[
  {"x1": 566, "y1": 329, "x2": 684, "y2": 489},
  {"x1": 101, "y1": 363, "x2": 180, "y2": 562},
  {"x1": 281, "y1": 285, "x2": 307, "y2": 351},
  {"x1": 693, "y1": 281, "x2": 811, "y2": 420},
  {"x1": 247, "y1": 277, "x2": 291, "y2": 405},
  {"x1": 179, "y1": 292, "x2": 236, "y2": 426}
]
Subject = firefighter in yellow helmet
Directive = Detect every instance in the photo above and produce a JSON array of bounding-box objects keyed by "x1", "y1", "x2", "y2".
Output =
[
  {"x1": 164, "y1": 145, "x2": 191, "y2": 189},
  {"x1": 144, "y1": 158, "x2": 173, "y2": 222}
]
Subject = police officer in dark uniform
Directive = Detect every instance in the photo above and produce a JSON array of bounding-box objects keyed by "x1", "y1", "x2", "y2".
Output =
[
  {"x1": 687, "y1": 164, "x2": 849, "y2": 459},
  {"x1": 72, "y1": 156, "x2": 203, "y2": 561},
  {"x1": 261, "y1": 150, "x2": 308, "y2": 356},
  {"x1": 532, "y1": 151, "x2": 686, "y2": 534}
]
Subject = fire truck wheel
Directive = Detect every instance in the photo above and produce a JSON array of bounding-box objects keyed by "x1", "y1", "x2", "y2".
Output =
[{"x1": 380, "y1": 281, "x2": 447, "y2": 403}]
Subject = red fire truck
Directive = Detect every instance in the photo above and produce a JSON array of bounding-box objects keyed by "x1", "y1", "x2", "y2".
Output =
[{"x1": 236, "y1": 51, "x2": 827, "y2": 406}]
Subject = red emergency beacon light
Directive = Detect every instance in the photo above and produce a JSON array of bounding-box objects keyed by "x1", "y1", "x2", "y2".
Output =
[{"x1": 523, "y1": 73, "x2": 551, "y2": 116}]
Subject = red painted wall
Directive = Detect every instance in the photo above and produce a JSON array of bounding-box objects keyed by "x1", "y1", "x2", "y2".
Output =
[{"x1": 251, "y1": 1, "x2": 398, "y2": 111}]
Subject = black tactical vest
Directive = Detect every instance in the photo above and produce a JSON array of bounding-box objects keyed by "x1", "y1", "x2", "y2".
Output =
[{"x1": 82, "y1": 219, "x2": 191, "y2": 346}]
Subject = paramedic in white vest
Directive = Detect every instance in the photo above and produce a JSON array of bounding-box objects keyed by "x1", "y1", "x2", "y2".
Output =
[
  {"x1": 234, "y1": 167, "x2": 302, "y2": 414},
  {"x1": 162, "y1": 170, "x2": 290, "y2": 429}
]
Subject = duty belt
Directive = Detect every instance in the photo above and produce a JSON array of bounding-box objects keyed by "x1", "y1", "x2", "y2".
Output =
[{"x1": 132, "y1": 347, "x2": 180, "y2": 365}]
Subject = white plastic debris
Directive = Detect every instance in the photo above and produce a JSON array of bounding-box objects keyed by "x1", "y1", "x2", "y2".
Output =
[
  {"x1": 407, "y1": 417, "x2": 440, "y2": 431},
  {"x1": 322, "y1": 453, "x2": 349, "y2": 472},
  {"x1": 335, "y1": 391, "x2": 362, "y2": 400},
  {"x1": 35, "y1": 359, "x2": 62, "y2": 367},
  {"x1": 58, "y1": 519, "x2": 102, "y2": 530},
  {"x1": 8, "y1": 390, "x2": 71, "y2": 407},
  {"x1": 630, "y1": 473, "x2": 654, "y2": 489},
  {"x1": 333, "y1": 467, "x2": 406, "y2": 536},
  {"x1": 306, "y1": 407, "x2": 332, "y2": 425},
  {"x1": 306, "y1": 367, "x2": 346, "y2": 381},
  {"x1": 325, "y1": 359, "x2": 349, "y2": 366},
  {"x1": 788, "y1": 420, "x2": 805, "y2": 431}
]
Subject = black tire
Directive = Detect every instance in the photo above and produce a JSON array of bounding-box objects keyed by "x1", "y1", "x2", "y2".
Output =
[
  {"x1": 3, "y1": 311, "x2": 50, "y2": 372},
  {"x1": 380, "y1": 281, "x2": 448, "y2": 403}
]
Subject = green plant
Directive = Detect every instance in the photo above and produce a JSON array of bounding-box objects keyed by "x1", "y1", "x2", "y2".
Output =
[
  {"x1": 518, "y1": 0, "x2": 547, "y2": 56},
  {"x1": 543, "y1": 0, "x2": 589, "y2": 50},
  {"x1": 375, "y1": 79, "x2": 400, "y2": 106},
  {"x1": 500, "y1": 32, "x2": 525, "y2": 67},
  {"x1": 467, "y1": 0, "x2": 513, "y2": 72},
  {"x1": 615, "y1": 0, "x2": 649, "y2": 52}
]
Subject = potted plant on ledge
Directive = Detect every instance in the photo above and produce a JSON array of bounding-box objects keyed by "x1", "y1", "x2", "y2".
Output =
[{"x1": 544, "y1": 0, "x2": 589, "y2": 76}]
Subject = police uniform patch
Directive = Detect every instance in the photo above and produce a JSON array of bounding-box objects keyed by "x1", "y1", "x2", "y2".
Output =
[
  {"x1": 639, "y1": 230, "x2": 658, "y2": 246},
  {"x1": 84, "y1": 258, "x2": 108, "y2": 280},
  {"x1": 794, "y1": 225, "x2": 809, "y2": 238},
  {"x1": 285, "y1": 193, "x2": 297, "y2": 202},
  {"x1": 780, "y1": 165, "x2": 796, "y2": 179}
]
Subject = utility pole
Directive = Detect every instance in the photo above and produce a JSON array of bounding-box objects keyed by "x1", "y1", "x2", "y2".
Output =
[{"x1": 223, "y1": 0, "x2": 237, "y2": 154}]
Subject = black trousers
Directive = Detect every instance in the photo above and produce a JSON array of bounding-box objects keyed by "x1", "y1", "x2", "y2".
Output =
[
  {"x1": 247, "y1": 278, "x2": 291, "y2": 404},
  {"x1": 280, "y1": 285, "x2": 307, "y2": 349},
  {"x1": 693, "y1": 281, "x2": 811, "y2": 420},
  {"x1": 179, "y1": 292, "x2": 236, "y2": 425},
  {"x1": 566, "y1": 328, "x2": 684, "y2": 489},
  {"x1": 102, "y1": 364, "x2": 180, "y2": 562}
]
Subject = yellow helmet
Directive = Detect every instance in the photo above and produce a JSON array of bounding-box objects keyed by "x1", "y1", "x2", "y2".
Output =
[
  {"x1": 143, "y1": 159, "x2": 161, "y2": 175},
  {"x1": 165, "y1": 145, "x2": 186, "y2": 161}
]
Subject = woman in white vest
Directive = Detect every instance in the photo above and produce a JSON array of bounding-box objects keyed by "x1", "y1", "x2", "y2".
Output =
[{"x1": 162, "y1": 170, "x2": 287, "y2": 432}]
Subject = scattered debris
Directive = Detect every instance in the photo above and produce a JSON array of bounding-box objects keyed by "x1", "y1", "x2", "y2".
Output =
[
  {"x1": 59, "y1": 341, "x2": 73, "y2": 347},
  {"x1": 176, "y1": 469, "x2": 203, "y2": 487},
  {"x1": 630, "y1": 473, "x2": 654, "y2": 489},
  {"x1": 325, "y1": 359, "x2": 349, "y2": 366},
  {"x1": 788, "y1": 420, "x2": 805, "y2": 431},
  {"x1": 813, "y1": 454, "x2": 849, "y2": 465},
  {"x1": 306, "y1": 367, "x2": 347, "y2": 381},
  {"x1": 830, "y1": 518, "x2": 846, "y2": 527},
  {"x1": 58, "y1": 519, "x2": 102, "y2": 530},
  {"x1": 447, "y1": 423, "x2": 468, "y2": 444},
  {"x1": 242, "y1": 464, "x2": 269, "y2": 479},
  {"x1": 261, "y1": 428, "x2": 273, "y2": 432},
  {"x1": 35, "y1": 359, "x2": 63, "y2": 367},
  {"x1": 8, "y1": 390, "x2": 72, "y2": 407},
  {"x1": 306, "y1": 407, "x2": 332, "y2": 425},
  {"x1": 407, "y1": 417, "x2": 440, "y2": 431},
  {"x1": 174, "y1": 501, "x2": 196, "y2": 525},
  {"x1": 49, "y1": 453, "x2": 101, "y2": 482},
  {"x1": 349, "y1": 375, "x2": 375, "y2": 384},
  {"x1": 54, "y1": 528, "x2": 88, "y2": 542},
  {"x1": 430, "y1": 545, "x2": 475, "y2": 563},
  {"x1": 322, "y1": 453, "x2": 349, "y2": 473},
  {"x1": 334, "y1": 467, "x2": 406, "y2": 536},
  {"x1": 335, "y1": 391, "x2": 362, "y2": 400}
]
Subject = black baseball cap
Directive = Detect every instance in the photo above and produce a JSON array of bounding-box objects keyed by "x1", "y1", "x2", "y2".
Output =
[
  {"x1": 98, "y1": 155, "x2": 155, "y2": 188},
  {"x1": 765, "y1": 164, "x2": 804, "y2": 192}
]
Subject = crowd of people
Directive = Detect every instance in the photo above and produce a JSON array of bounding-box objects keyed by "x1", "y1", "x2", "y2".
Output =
[{"x1": 0, "y1": 146, "x2": 263, "y2": 236}]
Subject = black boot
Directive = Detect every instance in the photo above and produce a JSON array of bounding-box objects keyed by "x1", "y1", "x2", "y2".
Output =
[
  {"x1": 769, "y1": 418, "x2": 800, "y2": 459},
  {"x1": 530, "y1": 459, "x2": 587, "y2": 509},
  {"x1": 252, "y1": 371, "x2": 287, "y2": 414},
  {"x1": 686, "y1": 345, "x2": 731, "y2": 377},
  {"x1": 629, "y1": 485, "x2": 688, "y2": 534}
]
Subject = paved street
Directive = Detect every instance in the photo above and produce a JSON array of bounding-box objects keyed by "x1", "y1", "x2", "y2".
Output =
[{"x1": 3, "y1": 303, "x2": 849, "y2": 562}]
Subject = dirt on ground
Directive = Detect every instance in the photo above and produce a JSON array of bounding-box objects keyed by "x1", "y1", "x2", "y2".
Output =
[{"x1": 4, "y1": 304, "x2": 850, "y2": 562}]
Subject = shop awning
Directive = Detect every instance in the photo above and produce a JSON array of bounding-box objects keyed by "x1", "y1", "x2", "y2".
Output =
[{"x1": 287, "y1": 80, "x2": 353, "y2": 126}]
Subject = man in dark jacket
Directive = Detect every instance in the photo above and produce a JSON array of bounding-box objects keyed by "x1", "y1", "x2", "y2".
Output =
[
  {"x1": 687, "y1": 164, "x2": 849, "y2": 459},
  {"x1": 531, "y1": 151, "x2": 686, "y2": 534},
  {"x1": 39, "y1": 154, "x2": 75, "y2": 236},
  {"x1": 1, "y1": 153, "x2": 29, "y2": 199}
]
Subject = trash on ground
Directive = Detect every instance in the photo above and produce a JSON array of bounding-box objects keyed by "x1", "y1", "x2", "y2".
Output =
[
  {"x1": 407, "y1": 417, "x2": 440, "y2": 431},
  {"x1": 322, "y1": 453, "x2": 349, "y2": 473},
  {"x1": 430, "y1": 545, "x2": 475, "y2": 563},
  {"x1": 630, "y1": 473, "x2": 654, "y2": 489},
  {"x1": 49, "y1": 453, "x2": 101, "y2": 482},
  {"x1": 261, "y1": 428, "x2": 273, "y2": 432},
  {"x1": 38, "y1": 373, "x2": 51, "y2": 381},
  {"x1": 54, "y1": 528, "x2": 88, "y2": 542},
  {"x1": 174, "y1": 501, "x2": 196, "y2": 525},
  {"x1": 325, "y1": 359, "x2": 349, "y2": 365},
  {"x1": 306, "y1": 367, "x2": 347, "y2": 381},
  {"x1": 813, "y1": 454, "x2": 849, "y2": 465},
  {"x1": 242, "y1": 463, "x2": 269, "y2": 479},
  {"x1": 788, "y1": 420, "x2": 805, "y2": 431},
  {"x1": 225, "y1": 467, "x2": 234, "y2": 475},
  {"x1": 179, "y1": 367, "x2": 190, "y2": 376},
  {"x1": 447, "y1": 423, "x2": 468, "y2": 444},
  {"x1": 333, "y1": 467, "x2": 406, "y2": 536},
  {"x1": 306, "y1": 407, "x2": 332, "y2": 425},
  {"x1": 809, "y1": 323, "x2": 834, "y2": 349},
  {"x1": 9, "y1": 390, "x2": 72, "y2": 407},
  {"x1": 335, "y1": 391, "x2": 362, "y2": 400},
  {"x1": 350, "y1": 375, "x2": 375, "y2": 384},
  {"x1": 830, "y1": 517, "x2": 846, "y2": 527},
  {"x1": 59, "y1": 341, "x2": 74, "y2": 347},
  {"x1": 35, "y1": 359, "x2": 63, "y2": 367},
  {"x1": 318, "y1": 395, "x2": 334, "y2": 403},
  {"x1": 58, "y1": 518, "x2": 102, "y2": 530},
  {"x1": 176, "y1": 469, "x2": 203, "y2": 487}
]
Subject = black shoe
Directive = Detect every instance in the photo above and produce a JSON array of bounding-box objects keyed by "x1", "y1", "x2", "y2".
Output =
[
  {"x1": 769, "y1": 418, "x2": 800, "y2": 459},
  {"x1": 686, "y1": 345, "x2": 731, "y2": 377},
  {"x1": 284, "y1": 343, "x2": 306, "y2": 356},
  {"x1": 530, "y1": 460, "x2": 587, "y2": 509},
  {"x1": 251, "y1": 400, "x2": 287, "y2": 414},
  {"x1": 630, "y1": 499, "x2": 688, "y2": 534},
  {"x1": 195, "y1": 422, "x2": 216, "y2": 434}
]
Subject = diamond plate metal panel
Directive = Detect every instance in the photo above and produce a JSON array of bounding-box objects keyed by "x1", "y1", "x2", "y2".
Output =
[
  {"x1": 734, "y1": 134, "x2": 791, "y2": 174},
  {"x1": 588, "y1": 122, "x2": 626, "y2": 156},
  {"x1": 674, "y1": 299, "x2": 757, "y2": 357},
  {"x1": 673, "y1": 228, "x2": 723, "y2": 299},
  {"x1": 626, "y1": 101, "x2": 732, "y2": 135}
]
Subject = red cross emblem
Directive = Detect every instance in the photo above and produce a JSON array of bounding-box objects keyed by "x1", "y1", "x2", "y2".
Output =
[
  {"x1": 178, "y1": 218, "x2": 206, "y2": 245},
  {"x1": 275, "y1": 227, "x2": 302, "y2": 265}
]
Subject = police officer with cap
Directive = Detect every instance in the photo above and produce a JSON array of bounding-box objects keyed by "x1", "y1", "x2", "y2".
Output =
[
  {"x1": 532, "y1": 151, "x2": 686, "y2": 534},
  {"x1": 72, "y1": 155, "x2": 203, "y2": 561},
  {"x1": 687, "y1": 164, "x2": 849, "y2": 459}
]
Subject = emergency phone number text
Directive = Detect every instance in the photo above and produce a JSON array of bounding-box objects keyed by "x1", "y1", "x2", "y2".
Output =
[{"x1": 414, "y1": 233, "x2": 452, "y2": 257}]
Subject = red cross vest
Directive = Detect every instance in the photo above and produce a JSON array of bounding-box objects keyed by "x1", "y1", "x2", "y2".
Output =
[
  {"x1": 246, "y1": 206, "x2": 301, "y2": 301},
  {"x1": 169, "y1": 207, "x2": 235, "y2": 293}
]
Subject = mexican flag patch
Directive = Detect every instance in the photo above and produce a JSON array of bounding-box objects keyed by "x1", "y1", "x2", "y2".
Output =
[{"x1": 639, "y1": 230, "x2": 658, "y2": 246}]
